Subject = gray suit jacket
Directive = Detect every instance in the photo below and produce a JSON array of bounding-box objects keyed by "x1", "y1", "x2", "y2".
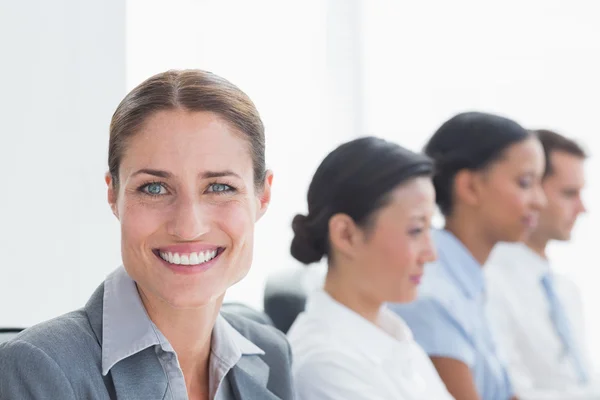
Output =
[{"x1": 0, "y1": 284, "x2": 294, "y2": 399}]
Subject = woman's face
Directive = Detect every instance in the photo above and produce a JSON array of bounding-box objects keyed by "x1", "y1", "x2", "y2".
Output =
[
  {"x1": 353, "y1": 177, "x2": 437, "y2": 304},
  {"x1": 106, "y1": 109, "x2": 271, "y2": 309},
  {"x1": 474, "y1": 137, "x2": 546, "y2": 242}
]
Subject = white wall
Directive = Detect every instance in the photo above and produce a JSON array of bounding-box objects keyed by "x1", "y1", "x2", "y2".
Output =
[
  {"x1": 360, "y1": 0, "x2": 600, "y2": 368},
  {"x1": 0, "y1": 1, "x2": 126, "y2": 327}
]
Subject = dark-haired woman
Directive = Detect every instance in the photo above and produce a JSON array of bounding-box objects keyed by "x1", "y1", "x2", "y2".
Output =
[
  {"x1": 287, "y1": 137, "x2": 454, "y2": 400},
  {"x1": 391, "y1": 112, "x2": 546, "y2": 400}
]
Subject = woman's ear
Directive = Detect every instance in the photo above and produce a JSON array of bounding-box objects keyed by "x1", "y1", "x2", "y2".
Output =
[
  {"x1": 328, "y1": 213, "x2": 361, "y2": 259},
  {"x1": 105, "y1": 172, "x2": 119, "y2": 219},
  {"x1": 256, "y1": 170, "x2": 273, "y2": 221},
  {"x1": 453, "y1": 169, "x2": 480, "y2": 208}
]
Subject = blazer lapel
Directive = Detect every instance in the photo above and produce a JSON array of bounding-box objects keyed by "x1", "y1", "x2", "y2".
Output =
[
  {"x1": 84, "y1": 282, "x2": 170, "y2": 400},
  {"x1": 84, "y1": 283, "x2": 105, "y2": 345},
  {"x1": 109, "y1": 351, "x2": 170, "y2": 400},
  {"x1": 229, "y1": 354, "x2": 280, "y2": 400}
]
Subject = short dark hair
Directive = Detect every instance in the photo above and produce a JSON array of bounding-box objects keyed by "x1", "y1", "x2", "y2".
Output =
[
  {"x1": 290, "y1": 137, "x2": 433, "y2": 265},
  {"x1": 425, "y1": 112, "x2": 532, "y2": 216},
  {"x1": 109, "y1": 70, "x2": 266, "y2": 189},
  {"x1": 532, "y1": 129, "x2": 587, "y2": 178}
]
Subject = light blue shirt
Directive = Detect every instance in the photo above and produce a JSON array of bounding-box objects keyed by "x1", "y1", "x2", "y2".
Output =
[{"x1": 389, "y1": 229, "x2": 513, "y2": 400}]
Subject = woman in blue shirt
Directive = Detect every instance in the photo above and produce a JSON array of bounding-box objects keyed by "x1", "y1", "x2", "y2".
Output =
[{"x1": 390, "y1": 112, "x2": 546, "y2": 400}]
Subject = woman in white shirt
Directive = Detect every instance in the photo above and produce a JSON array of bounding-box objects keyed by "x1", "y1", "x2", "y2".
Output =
[{"x1": 287, "y1": 137, "x2": 454, "y2": 400}]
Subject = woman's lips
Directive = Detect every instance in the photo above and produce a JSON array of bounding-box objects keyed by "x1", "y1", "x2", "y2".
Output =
[{"x1": 410, "y1": 274, "x2": 423, "y2": 285}]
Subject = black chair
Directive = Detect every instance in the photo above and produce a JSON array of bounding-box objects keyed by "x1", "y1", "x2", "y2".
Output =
[
  {"x1": 0, "y1": 328, "x2": 24, "y2": 344},
  {"x1": 221, "y1": 302, "x2": 274, "y2": 327},
  {"x1": 264, "y1": 265, "x2": 324, "y2": 333}
]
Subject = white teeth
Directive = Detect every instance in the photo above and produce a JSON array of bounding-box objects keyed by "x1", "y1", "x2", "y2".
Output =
[{"x1": 158, "y1": 249, "x2": 219, "y2": 266}]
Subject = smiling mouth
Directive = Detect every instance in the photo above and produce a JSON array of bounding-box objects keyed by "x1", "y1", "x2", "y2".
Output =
[{"x1": 153, "y1": 248, "x2": 224, "y2": 266}]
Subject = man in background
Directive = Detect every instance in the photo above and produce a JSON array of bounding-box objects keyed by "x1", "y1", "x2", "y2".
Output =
[{"x1": 486, "y1": 129, "x2": 597, "y2": 399}]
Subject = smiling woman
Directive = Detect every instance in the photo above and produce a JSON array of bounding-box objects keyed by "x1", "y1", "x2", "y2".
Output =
[
  {"x1": 108, "y1": 108, "x2": 265, "y2": 310},
  {"x1": 0, "y1": 70, "x2": 294, "y2": 400}
]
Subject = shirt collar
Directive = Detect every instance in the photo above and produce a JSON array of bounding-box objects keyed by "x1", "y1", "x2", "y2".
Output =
[
  {"x1": 306, "y1": 290, "x2": 412, "y2": 364},
  {"x1": 489, "y1": 242, "x2": 551, "y2": 281},
  {"x1": 209, "y1": 313, "x2": 265, "y2": 397},
  {"x1": 102, "y1": 266, "x2": 165, "y2": 376},
  {"x1": 101, "y1": 266, "x2": 264, "y2": 376},
  {"x1": 212, "y1": 313, "x2": 265, "y2": 364},
  {"x1": 433, "y1": 229, "x2": 485, "y2": 299}
]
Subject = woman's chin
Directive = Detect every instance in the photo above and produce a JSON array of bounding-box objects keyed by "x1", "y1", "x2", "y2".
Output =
[
  {"x1": 389, "y1": 287, "x2": 418, "y2": 305},
  {"x1": 164, "y1": 292, "x2": 225, "y2": 309},
  {"x1": 150, "y1": 282, "x2": 227, "y2": 310},
  {"x1": 505, "y1": 227, "x2": 529, "y2": 243}
]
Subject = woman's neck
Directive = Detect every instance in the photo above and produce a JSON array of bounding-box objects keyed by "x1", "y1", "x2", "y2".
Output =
[
  {"x1": 444, "y1": 214, "x2": 496, "y2": 266},
  {"x1": 138, "y1": 287, "x2": 223, "y2": 399},
  {"x1": 323, "y1": 268, "x2": 382, "y2": 325}
]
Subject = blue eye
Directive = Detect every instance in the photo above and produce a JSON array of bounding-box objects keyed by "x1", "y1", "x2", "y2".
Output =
[
  {"x1": 208, "y1": 183, "x2": 234, "y2": 193},
  {"x1": 142, "y1": 182, "x2": 167, "y2": 196}
]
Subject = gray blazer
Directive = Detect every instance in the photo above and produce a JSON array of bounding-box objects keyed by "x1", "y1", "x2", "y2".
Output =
[{"x1": 0, "y1": 284, "x2": 294, "y2": 399}]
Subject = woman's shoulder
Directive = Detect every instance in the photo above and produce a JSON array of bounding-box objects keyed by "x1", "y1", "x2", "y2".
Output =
[
  {"x1": 2, "y1": 308, "x2": 98, "y2": 352},
  {"x1": 287, "y1": 309, "x2": 335, "y2": 350},
  {"x1": 419, "y1": 259, "x2": 466, "y2": 310},
  {"x1": 0, "y1": 309, "x2": 105, "y2": 399},
  {"x1": 0, "y1": 308, "x2": 101, "y2": 365}
]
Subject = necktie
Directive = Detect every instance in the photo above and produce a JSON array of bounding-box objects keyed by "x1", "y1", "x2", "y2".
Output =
[{"x1": 540, "y1": 273, "x2": 588, "y2": 384}]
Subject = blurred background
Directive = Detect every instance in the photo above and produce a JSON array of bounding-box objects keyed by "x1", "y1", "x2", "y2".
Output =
[{"x1": 1, "y1": 0, "x2": 599, "y2": 369}]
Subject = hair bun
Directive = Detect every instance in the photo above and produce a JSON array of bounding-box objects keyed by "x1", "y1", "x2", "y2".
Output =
[{"x1": 290, "y1": 214, "x2": 325, "y2": 265}]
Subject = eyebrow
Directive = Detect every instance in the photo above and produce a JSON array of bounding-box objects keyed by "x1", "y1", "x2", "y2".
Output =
[
  {"x1": 132, "y1": 169, "x2": 172, "y2": 178},
  {"x1": 132, "y1": 169, "x2": 241, "y2": 180},
  {"x1": 201, "y1": 170, "x2": 242, "y2": 180},
  {"x1": 410, "y1": 215, "x2": 429, "y2": 222}
]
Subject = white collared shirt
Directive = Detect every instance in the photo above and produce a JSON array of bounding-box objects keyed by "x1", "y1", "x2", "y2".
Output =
[
  {"x1": 486, "y1": 242, "x2": 600, "y2": 400},
  {"x1": 287, "y1": 290, "x2": 454, "y2": 400}
]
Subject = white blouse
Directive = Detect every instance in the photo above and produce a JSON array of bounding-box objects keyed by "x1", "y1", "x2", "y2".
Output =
[{"x1": 288, "y1": 290, "x2": 454, "y2": 400}]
